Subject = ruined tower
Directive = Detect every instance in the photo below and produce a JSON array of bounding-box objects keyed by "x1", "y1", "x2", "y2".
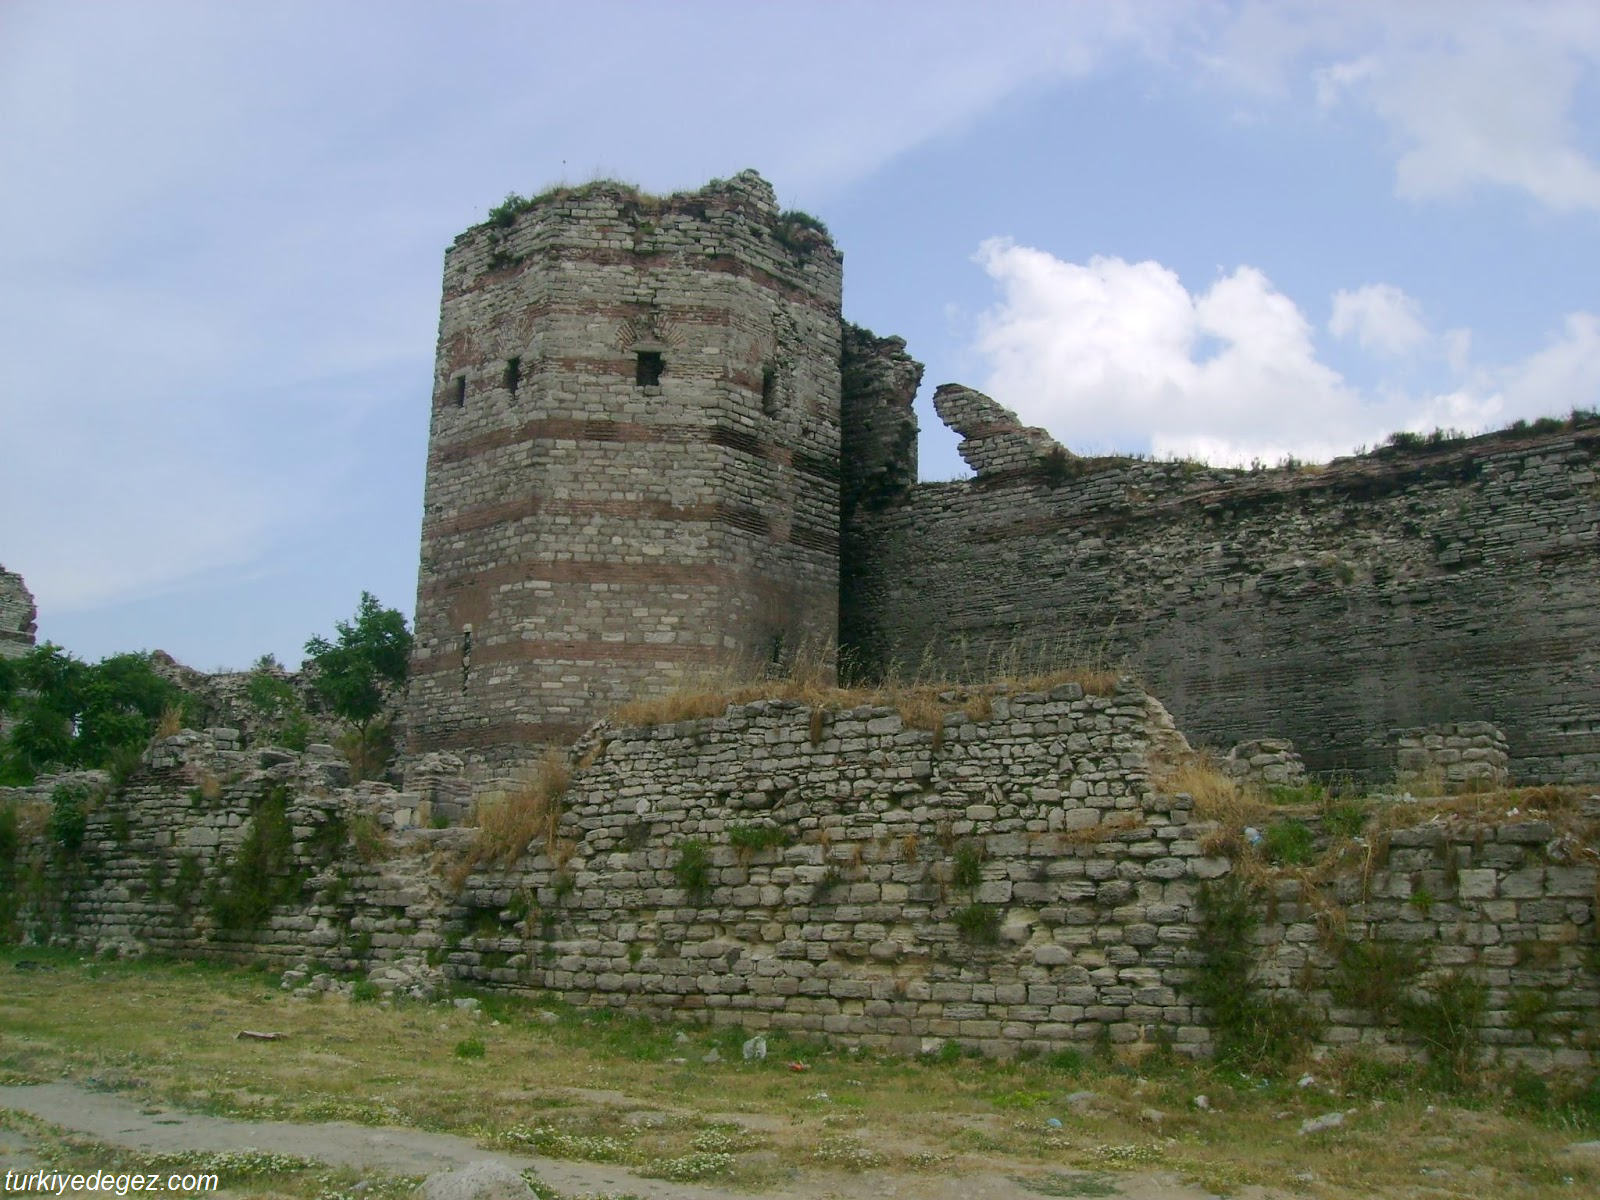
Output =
[
  {"x1": 406, "y1": 172, "x2": 843, "y2": 763},
  {"x1": 0, "y1": 565, "x2": 37, "y2": 660}
]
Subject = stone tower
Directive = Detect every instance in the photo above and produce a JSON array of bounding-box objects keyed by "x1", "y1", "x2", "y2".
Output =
[{"x1": 406, "y1": 171, "x2": 843, "y2": 763}]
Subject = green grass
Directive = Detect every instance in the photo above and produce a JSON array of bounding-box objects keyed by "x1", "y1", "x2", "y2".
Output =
[{"x1": 2, "y1": 949, "x2": 1598, "y2": 1198}]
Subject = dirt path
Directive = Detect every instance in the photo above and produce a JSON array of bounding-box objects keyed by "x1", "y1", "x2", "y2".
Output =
[{"x1": 0, "y1": 1082, "x2": 1257, "y2": 1200}]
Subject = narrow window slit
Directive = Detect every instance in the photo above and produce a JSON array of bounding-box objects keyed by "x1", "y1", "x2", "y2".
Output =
[
  {"x1": 636, "y1": 351, "x2": 663, "y2": 387},
  {"x1": 452, "y1": 376, "x2": 467, "y2": 407},
  {"x1": 503, "y1": 357, "x2": 521, "y2": 394}
]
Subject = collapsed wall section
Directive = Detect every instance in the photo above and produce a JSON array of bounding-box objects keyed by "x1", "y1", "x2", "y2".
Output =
[
  {"x1": 406, "y1": 172, "x2": 843, "y2": 767},
  {"x1": 844, "y1": 393, "x2": 1600, "y2": 783}
]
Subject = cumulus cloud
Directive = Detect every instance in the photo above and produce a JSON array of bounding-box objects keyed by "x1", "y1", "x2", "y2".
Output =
[
  {"x1": 974, "y1": 238, "x2": 1369, "y2": 464},
  {"x1": 1329, "y1": 283, "x2": 1429, "y2": 356},
  {"x1": 971, "y1": 239, "x2": 1600, "y2": 466}
]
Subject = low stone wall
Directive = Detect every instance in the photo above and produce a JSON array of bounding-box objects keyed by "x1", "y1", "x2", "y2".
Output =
[{"x1": 4, "y1": 690, "x2": 1596, "y2": 1074}]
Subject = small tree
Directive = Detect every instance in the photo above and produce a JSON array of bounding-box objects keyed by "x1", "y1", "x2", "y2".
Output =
[
  {"x1": 304, "y1": 594, "x2": 412, "y2": 778},
  {"x1": 243, "y1": 655, "x2": 311, "y2": 751},
  {"x1": 0, "y1": 644, "x2": 186, "y2": 785}
]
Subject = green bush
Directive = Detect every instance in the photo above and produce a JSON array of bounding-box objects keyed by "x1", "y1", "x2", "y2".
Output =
[
  {"x1": 1190, "y1": 877, "x2": 1315, "y2": 1071},
  {"x1": 1400, "y1": 971, "x2": 1487, "y2": 1089},
  {"x1": 0, "y1": 645, "x2": 188, "y2": 785},
  {"x1": 454, "y1": 1035, "x2": 486, "y2": 1059},
  {"x1": 1322, "y1": 800, "x2": 1368, "y2": 839},
  {"x1": 1329, "y1": 938, "x2": 1424, "y2": 1022}
]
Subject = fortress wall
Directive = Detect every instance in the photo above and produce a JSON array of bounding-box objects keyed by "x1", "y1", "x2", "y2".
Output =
[
  {"x1": 9, "y1": 696, "x2": 1595, "y2": 1072},
  {"x1": 844, "y1": 390, "x2": 1600, "y2": 783},
  {"x1": 0, "y1": 564, "x2": 37, "y2": 660},
  {"x1": 406, "y1": 174, "x2": 843, "y2": 765}
]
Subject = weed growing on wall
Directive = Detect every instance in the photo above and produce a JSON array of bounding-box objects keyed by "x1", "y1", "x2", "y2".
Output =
[
  {"x1": 1190, "y1": 877, "x2": 1314, "y2": 1071},
  {"x1": 1263, "y1": 819, "x2": 1315, "y2": 865},
  {"x1": 728, "y1": 823, "x2": 787, "y2": 858},
  {"x1": 454, "y1": 749, "x2": 570, "y2": 884},
  {"x1": 1400, "y1": 971, "x2": 1487, "y2": 1089},
  {"x1": 1328, "y1": 938, "x2": 1424, "y2": 1023},
  {"x1": 953, "y1": 902, "x2": 1002, "y2": 945},
  {"x1": 673, "y1": 838, "x2": 711, "y2": 901},
  {"x1": 47, "y1": 784, "x2": 90, "y2": 856},
  {"x1": 952, "y1": 840, "x2": 986, "y2": 889},
  {"x1": 210, "y1": 785, "x2": 298, "y2": 930},
  {"x1": 0, "y1": 800, "x2": 17, "y2": 936}
]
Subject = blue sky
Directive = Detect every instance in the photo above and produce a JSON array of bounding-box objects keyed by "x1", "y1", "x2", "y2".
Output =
[{"x1": 3, "y1": 1, "x2": 1598, "y2": 671}]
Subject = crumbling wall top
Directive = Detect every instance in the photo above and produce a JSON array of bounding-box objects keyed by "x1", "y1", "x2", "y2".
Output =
[
  {"x1": 0, "y1": 564, "x2": 37, "y2": 660},
  {"x1": 933, "y1": 384, "x2": 1069, "y2": 480}
]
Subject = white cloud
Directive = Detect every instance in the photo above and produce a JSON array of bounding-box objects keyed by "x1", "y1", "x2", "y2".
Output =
[
  {"x1": 1206, "y1": 1, "x2": 1600, "y2": 213},
  {"x1": 974, "y1": 238, "x2": 1370, "y2": 464},
  {"x1": 1329, "y1": 283, "x2": 1429, "y2": 356},
  {"x1": 971, "y1": 239, "x2": 1600, "y2": 465}
]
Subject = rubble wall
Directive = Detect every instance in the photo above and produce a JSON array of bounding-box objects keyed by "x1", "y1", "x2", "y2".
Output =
[{"x1": 6, "y1": 691, "x2": 1595, "y2": 1073}]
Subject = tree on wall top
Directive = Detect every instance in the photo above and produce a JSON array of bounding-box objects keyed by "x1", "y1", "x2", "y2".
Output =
[{"x1": 303, "y1": 594, "x2": 412, "y2": 778}]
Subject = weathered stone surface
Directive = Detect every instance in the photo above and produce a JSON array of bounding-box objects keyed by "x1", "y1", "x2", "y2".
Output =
[
  {"x1": 0, "y1": 564, "x2": 36, "y2": 660},
  {"x1": 9, "y1": 688, "x2": 1595, "y2": 1074},
  {"x1": 842, "y1": 408, "x2": 1600, "y2": 784},
  {"x1": 405, "y1": 172, "x2": 843, "y2": 769}
]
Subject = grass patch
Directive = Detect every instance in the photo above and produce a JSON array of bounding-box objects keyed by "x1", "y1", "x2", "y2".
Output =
[{"x1": 4, "y1": 950, "x2": 1600, "y2": 1198}]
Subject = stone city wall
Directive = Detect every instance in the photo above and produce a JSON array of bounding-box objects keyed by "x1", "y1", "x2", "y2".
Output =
[
  {"x1": 6, "y1": 688, "x2": 1595, "y2": 1073},
  {"x1": 843, "y1": 387, "x2": 1600, "y2": 783}
]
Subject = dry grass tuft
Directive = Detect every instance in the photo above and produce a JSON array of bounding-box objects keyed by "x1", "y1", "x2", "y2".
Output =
[
  {"x1": 450, "y1": 749, "x2": 571, "y2": 887},
  {"x1": 1156, "y1": 754, "x2": 1272, "y2": 828},
  {"x1": 1059, "y1": 812, "x2": 1146, "y2": 846},
  {"x1": 606, "y1": 639, "x2": 1130, "y2": 740},
  {"x1": 154, "y1": 704, "x2": 184, "y2": 740}
]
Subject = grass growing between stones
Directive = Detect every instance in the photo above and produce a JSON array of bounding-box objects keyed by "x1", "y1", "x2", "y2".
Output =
[{"x1": 3, "y1": 949, "x2": 1599, "y2": 1198}]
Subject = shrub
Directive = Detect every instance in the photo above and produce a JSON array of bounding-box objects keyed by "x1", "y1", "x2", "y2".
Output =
[
  {"x1": 454, "y1": 1035, "x2": 486, "y2": 1059},
  {"x1": 1400, "y1": 971, "x2": 1487, "y2": 1089},
  {"x1": 1329, "y1": 938, "x2": 1424, "y2": 1022},
  {"x1": 1323, "y1": 800, "x2": 1368, "y2": 839},
  {"x1": 1190, "y1": 877, "x2": 1315, "y2": 1071}
]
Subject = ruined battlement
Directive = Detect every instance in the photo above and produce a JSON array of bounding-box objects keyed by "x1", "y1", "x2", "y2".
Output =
[{"x1": 0, "y1": 564, "x2": 37, "y2": 661}]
